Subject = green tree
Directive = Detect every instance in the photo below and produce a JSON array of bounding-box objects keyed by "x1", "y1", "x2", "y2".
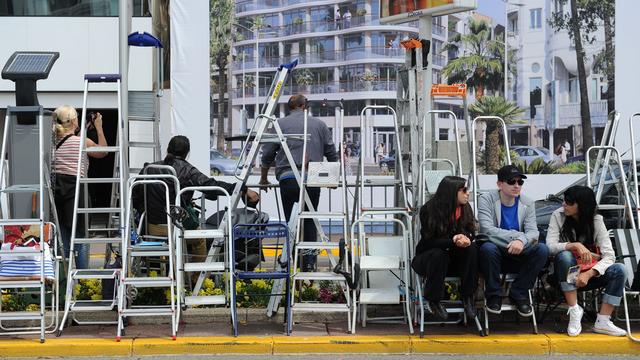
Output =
[
  {"x1": 441, "y1": 19, "x2": 504, "y2": 98},
  {"x1": 469, "y1": 96, "x2": 525, "y2": 173},
  {"x1": 210, "y1": 0, "x2": 235, "y2": 151}
]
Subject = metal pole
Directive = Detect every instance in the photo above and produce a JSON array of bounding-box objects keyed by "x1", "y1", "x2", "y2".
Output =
[
  {"x1": 242, "y1": 51, "x2": 246, "y2": 134},
  {"x1": 255, "y1": 28, "x2": 259, "y2": 117},
  {"x1": 119, "y1": 0, "x2": 130, "y2": 201},
  {"x1": 504, "y1": 0, "x2": 508, "y2": 100}
]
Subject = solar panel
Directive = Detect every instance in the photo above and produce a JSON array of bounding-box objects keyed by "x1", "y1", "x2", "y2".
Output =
[{"x1": 5, "y1": 53, "x2": 55, "y2": 74}]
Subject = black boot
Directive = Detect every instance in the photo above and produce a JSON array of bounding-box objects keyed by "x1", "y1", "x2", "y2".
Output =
[
  {"x1": 463, "y1": 296, "x2": 477, "y2": 319},
  {"x1": 428, "y1": 301, "x2": 448, "y2": 321}
]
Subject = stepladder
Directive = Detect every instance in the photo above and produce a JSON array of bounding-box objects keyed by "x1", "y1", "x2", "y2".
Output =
[{"x1": 58, "y1": 74, "x2": 126, "y2": 336}]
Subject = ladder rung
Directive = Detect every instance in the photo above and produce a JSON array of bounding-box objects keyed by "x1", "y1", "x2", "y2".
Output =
[
  {"x1": 295, "y1": 242, "x2": 340, "y2": 249},
  {"x1": 129, "y1": 142, "x2": 157, "y2": 148},
  {"x1": 305, "y1": 182, "x2": 342, "y2": 188},
  {"x1": 0, "y1": 219, "x2": 43, "y2": 226},
  {"x1": 294, "y1": 272, "x2": 345, "y2": 281},
  {"x1": 183, "y1": 229, "x2": 225, "y2": 239},
  {"x1": 71, "y1": 300, "x2": 116, "y2": 311},
  {"x1": 85, "y1": 146, "x2": 120, "y2": 153},
  {"x1": 123, "y1": 277, "x2": 173, "y2": 287},
  {"x1": 128, "y1": 115, "x2": 156, "y2": 121},
  {"x1": 0, "y1": 184, "x2": 41, "y2": 193},
  {"x1": 292, "y1": 303, "x2": 350, "y2": 312},
  {"x1": 0, "y1": 280, "x2": 42, "y2": 288},
  {"x1": 0, "y1": 311, "x2": 42, "y2": 320},
  {"x1": 360, "y1": 255, "x2": 400, "y2": 270},
  {"x1": 298, "y1": 212, "x2": 346, "y2": 219},
  {"x1": 359, "y1": 288, "x2": 400, "y2": 304},
  {"x1": 89, "y1": 227, "x2": 120, "y2": 232},
  {"x1": 120, "y1": 308, "x2": 174, "y2": 316},
  {"x1": 77, "y1": 207, "x2": 121, "y2": 214},
  {"x1": 363, "y1": 179, "x2": 402, "y2": 186},
  {"x1": 130, "y1": 249, "x2": 170, "y2": 257},
  {"x1": 184, "y1": 295, "x2": 226, "y2": 306},
  {"x1": 79, "y1": 177, "x2": 121, "y2": 184},
  {"x1": 75, "y1": 237, "x2": 122, "y2": 244},
  {"x1": 73, "y1": 269, "x2": 119, "y2": 279},
  {"x1": 183, "y1": 262, "x2": 225, "y2": 272},
  {"x1": 597, "y1": 204, "x2": 628, "y2": 210},
  {"x1": 360, "y1": 207, "x2": 409, "y2": 213}
]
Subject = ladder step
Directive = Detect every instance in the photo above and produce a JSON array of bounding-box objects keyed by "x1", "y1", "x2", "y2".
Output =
[
  {"x1": 77, "y1": 207, "x2": 121, "y2": 214},
  {"x1": 121, "y1": 307, "x2": 174, "y2": 316},
  {"x1": 295, "y1": 242, "x2": 340, "y2": 249},
  {"x1": 237, "y1": 271, "x2": 289, "y2": 280},
  {"x1": 129, "y1": 142, "x2": 157, "y2": 148},
  {"x1": 0, "y1": 184, "x2": 40, "y2": 193},
  {"x1": 79, "y1": 177, "x2": 121, "y2": 184},
  {"x1": 305, "y1": 182, "x2": 342, "y2": 188},
  {"x1": 360, "y1": 255, "x2": 400, "y2": 270},
  {"x1": 363, "y1": 179, "x2": 402, "y2": 186},
  {"x1": 130, "y1": 249, "x2": 170, "y2": 257},
  {"x1": 0, "y1": 311, "x2": 42, "y2": 320},
  {"x1": 85, "y1": 146, "x2": 120, "y2": 153},
  {"x1": 73, "y1": 269, "x2": 119, "y2": 279},
  {"x1": 71, "y1": 300, "x2": 116, "y2": 311},
  {"x1": 184, "y1": 295, "x2": 226, "y2": 306},
  {"x1": 0, "y1": 219, "x2": 43, "y2": 226},
  {"x1": 360, "y1": 207, "x2": 409, "y2": 213},
  {"x1": 184, "y1": 262, "x2": 225, "y2": 272},
  {"x1": 292, "y1": 303, "x2": 350, "y2": 312},
  {"x1": 75, "y1": 237, "x2": 122, "y2": 244},
  {"x1": 123, "y1": 277, "x2": 173, "y2": 287},
  {"x1": 359, "y1": 288, "x2": 400, "y2": 304},
  {"x1": 128, "y1": 115, "x2": 156, "y2": 121},
  {"x1": 294, "y1": 272, "x2": 346, "y2": 281},
  {"x1": 183, "y1": 229, "x2": 225, "y2": 239},
  {"x1": 298, "y1": 212, "x2": 346, "y2": 219},
  {"x1": 89, "y1": 227, "x2": 120, "y2": 232},
  {"x1": 0, "y1": 280, "x2": 42, "y2": 289},
  {"x1": 597, "y1": 204, "x2": 628, "y2": 210}
]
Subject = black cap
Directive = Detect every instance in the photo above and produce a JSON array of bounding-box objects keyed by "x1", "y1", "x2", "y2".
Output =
[{"x1": 497, "y1": 164, "x2": 527, "y2": 182}]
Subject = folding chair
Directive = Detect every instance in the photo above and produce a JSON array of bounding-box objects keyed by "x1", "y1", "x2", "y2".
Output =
[
  {"x1": 612, "y1": 228, "x2": 640, "y2": 342},
  {"x1": 482, "y1": 274, "x2": 538, "y2": 335}
]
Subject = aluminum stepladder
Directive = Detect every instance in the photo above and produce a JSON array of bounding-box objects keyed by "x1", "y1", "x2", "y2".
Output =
[
  {"x1": 117, "y1": 173, "x2": 180, "y2": 341},
  {"x1": 288, "y1": 103, "x2": 352, "y2": 333},
  {"x1": 58, "y1": 74, "x2": 125, "y2": 336},
  {"x1": 0, "y1": 106, "x2": 60, "y2": 342},
  {"x1": 351, "y1": 105, "x2": 413, "y2": 334},
  {"x1": 175, "y1": 185, "x2": 232, "y2": 335},
  {"x1": 414, "y1": 111, "x2": 485, "y2": 337}
]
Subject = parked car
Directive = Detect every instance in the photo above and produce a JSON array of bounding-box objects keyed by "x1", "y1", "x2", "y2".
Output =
[
  {"x1": 512, "y1": 146, "x2": 553, "y2": 165},
  {"x1": 210, "y1": 149, "x2": 239, "y2": 175},
  {"x1": 379, "y1": 154, "x2": 395, "y2": 172}
]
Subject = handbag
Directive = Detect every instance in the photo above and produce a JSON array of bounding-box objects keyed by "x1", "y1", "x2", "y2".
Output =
[
  {"x1": 182, "y1": 204, "x2": 200, "y2": 230},
  {"x1": 571, "y1": 246, "x2": 600, "y2": 272}
]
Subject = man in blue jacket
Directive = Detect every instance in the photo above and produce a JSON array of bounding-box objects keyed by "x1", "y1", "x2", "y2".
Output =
[{"x1": 477, "y1": 165, "x2": 549, "y2": 317}]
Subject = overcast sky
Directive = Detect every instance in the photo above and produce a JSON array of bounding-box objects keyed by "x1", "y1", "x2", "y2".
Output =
[{"x1": 477, "y1": 0, "x2": 506, "y2": 26}]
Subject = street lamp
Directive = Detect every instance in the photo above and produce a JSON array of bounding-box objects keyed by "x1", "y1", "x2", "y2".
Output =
[{"x1": 502, "y1": 0, "x2": 525, "y2": 101}]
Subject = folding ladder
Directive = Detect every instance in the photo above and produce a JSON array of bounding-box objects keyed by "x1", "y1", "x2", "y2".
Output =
[
  {"x1": 174, "y1": 185, "x2": 232, "y2": 334},
  {"x1": 289, "y1": 105, "x2": 352, "y2": 333},
  {"x1": 117, "y1": 174, "x2": 179, "y2": 340},
  {"x1": 0, "y1": 106, "x2": 60, "y2": 342},
  {"x1": 58, "y1": 74, "x2": 125, "y2": 335},
  {"x1": 351, "y1": 105, "x2": 413, "y2": 334},
  {"x1": 628, "y1": 112, "x2": 640, "y2": 229}
]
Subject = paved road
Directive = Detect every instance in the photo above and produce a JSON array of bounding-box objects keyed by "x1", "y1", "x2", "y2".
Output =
[{"x1": 11, "y1": 355, "x2": 634, "y2": 360}]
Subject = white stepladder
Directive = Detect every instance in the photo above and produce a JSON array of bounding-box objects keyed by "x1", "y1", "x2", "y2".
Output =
[
  {"x1": 0, "y1": 106, "x2": 60, "y2": 342},
  {"x1": 289, "y1": 104, "x2": 353, "y2": 333},
  {"x1": 351, "y1": 105, "x2": 413, "y2": 334},
  {"x1": 117, "y1": 174, "x2": 180, "y2": 341},
  {"x1": 174, "y1": 185, "x2": 232, "y2": 334},
  {"x1": 58, "y1": 74, "x2": 126, "y2": 336}
]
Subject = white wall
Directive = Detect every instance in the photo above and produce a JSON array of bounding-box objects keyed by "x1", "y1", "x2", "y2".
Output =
[{"x1": 614, "y1": 1, "x2": 640, "y2": 158}]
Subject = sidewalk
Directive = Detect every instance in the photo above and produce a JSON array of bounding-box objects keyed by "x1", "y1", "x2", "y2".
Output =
[{"x1": 1, "y1": 308, "x2": 638, "y2": 357}]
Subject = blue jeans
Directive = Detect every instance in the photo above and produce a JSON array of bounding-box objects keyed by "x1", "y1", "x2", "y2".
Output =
[
  {"x1": 479, "y1": 241, "x2": 549, "y2": 301},
  {"x1": 554, "y1": 250, "x2": 627, "y2": 306},
  {"x1": 61, "y1": 225, "x2": 89, "y2": 270}
]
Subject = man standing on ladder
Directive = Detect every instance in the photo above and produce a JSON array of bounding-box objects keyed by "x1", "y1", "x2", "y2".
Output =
[{"x1": 259, "y1": 94, "x2": 338, "y2": 272}]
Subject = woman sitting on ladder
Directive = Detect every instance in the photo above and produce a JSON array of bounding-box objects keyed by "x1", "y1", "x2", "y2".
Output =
[{"x1": 411, "y1": 176, "x2": 478, "y2": 323}]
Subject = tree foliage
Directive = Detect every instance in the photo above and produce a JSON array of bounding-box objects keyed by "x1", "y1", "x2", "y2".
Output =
[{"x1": 441, "y1": 19, "x2": 504, "y2": 98}]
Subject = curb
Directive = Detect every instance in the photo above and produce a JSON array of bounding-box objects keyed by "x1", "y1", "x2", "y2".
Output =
[{"x1": 1, "y1": 334, "x2": 638, "y2": 357}]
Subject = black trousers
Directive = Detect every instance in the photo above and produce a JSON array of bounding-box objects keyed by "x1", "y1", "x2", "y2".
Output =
[
  {"x1": 279, "y1": 178, "x2": 320, "y2": 270},
  {"x1": 411, "y1": 242, "x2": 478, "y2": 302}
]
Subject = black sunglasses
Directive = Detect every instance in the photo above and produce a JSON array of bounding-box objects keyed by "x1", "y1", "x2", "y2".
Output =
[
  {"x1": 458, "y1": 186, "x2": 469, "y2": 193},
  {"x1": 506, "y1": 179, "x2": 525, "y2": 186}
]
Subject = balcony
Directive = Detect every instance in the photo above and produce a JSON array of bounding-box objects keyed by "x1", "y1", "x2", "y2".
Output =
[
  {"x1": 232, "y1": 46, "x2": 405, "y2": 71},
  {"x1": 432, "y1": 23, "x2": 446, "y2": 37},
  {"x1": 231, "y1": 80, "x2": 397, "y2": 99},
  {"x1": 448, "y1": 30, "x2": 460, "y2": 39},
  {"x1": 235, "y1": 15, "x2": 375, "y2": 41},
  {"x1": 432, "y1": 54, "x2": 446, "y2": 67},
  {"x1": 558, "y1": 100, "x2": 608, "y2": 128}
]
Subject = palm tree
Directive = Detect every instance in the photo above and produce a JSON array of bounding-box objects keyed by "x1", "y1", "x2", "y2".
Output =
[
  {"x1": 442, "y1": 19, "x2": 504, "y2": 98},
  {"x1": 469, "y1": 96, "x2": 525, "y2": 173}
]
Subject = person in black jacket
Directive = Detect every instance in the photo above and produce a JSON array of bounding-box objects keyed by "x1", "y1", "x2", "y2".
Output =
[
  {"x1": 411, "y1": 176, "x2": 478, "y2": 321},
  {"x1": 132, "y1": 136, "x2": 259, "y2": 263}
]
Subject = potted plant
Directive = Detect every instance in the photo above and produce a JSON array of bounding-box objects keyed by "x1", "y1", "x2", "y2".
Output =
[
  {"x1": 359, "y1": 70, "x2": 377, "y2": 91},
  {"x1": 295, "y1": 68, "x2": 313, "y2": 93},
  {"x1": 293, "y1": 17, "x2": 304, "y2": 26},
  {"x1": 356, "y1": 8, "x2": 367, "y2": 17}
]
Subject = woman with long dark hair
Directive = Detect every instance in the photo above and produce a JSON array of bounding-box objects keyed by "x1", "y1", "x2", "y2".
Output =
[
  {"x1": 411, "y1": 176, "x2": 478, "y2": 321},
  {"x1": 546, "y1": 185, "x2": 627, "y2": 337}
]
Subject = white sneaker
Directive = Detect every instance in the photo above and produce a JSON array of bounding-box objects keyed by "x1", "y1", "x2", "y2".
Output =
[
  {"x1": 567, "y1": 305, "x2": 583, "y2": 337},
  {"x1": 593, "y1": 318, "x2": 627, "y2": 336}
]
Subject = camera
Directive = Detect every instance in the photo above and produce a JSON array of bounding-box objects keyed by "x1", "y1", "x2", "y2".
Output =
[{"x1": 87, "y1": 111, "x2": 96, "y2": 123}]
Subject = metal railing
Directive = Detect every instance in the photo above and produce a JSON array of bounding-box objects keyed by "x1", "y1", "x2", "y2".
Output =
[{"x1": 231, "y1": 80, "x2": 397, "y2": 98}]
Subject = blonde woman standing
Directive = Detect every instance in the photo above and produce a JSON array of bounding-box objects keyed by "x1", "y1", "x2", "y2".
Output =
[{"x1": 52, "y1": 105, "x2": 107, "y2": 269}]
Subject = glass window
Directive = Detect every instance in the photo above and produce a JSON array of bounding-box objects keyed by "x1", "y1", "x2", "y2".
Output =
[
  {"x1": 590, "y1": 77, "x2": 599, "y2": 101},
  {"x1": 309, "y1": 6, "x2": 333, "y2": 31},
  {"x1": 0, "y1": 0, "x2": 149, "y2": 16},
  {"x1": 309, "y1": 37, "x2": 335, "y2": 62},
  {"x1": 530, "y1": 8, "x2": 542, "y2": 29},
  {"x1": 343, "y1": 34, "x2": 365, "y2": 61},
  {"x1": 529, "y1": 77, "x2": 542, "y2": 93},
  {"x1": 508, "y1": 14, "x2": 518, "y2": 34},
  {"x1": 568, "y1": 77, "x2": 578, "y2": 103},
  {"x1": 438, "y1": 128, "x2": 449, "y2": 141}
]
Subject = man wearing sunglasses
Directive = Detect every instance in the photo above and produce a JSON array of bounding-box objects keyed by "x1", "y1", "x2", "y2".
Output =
[{"x1": 477, "y1": 165, "x2": 549, "y2": 317}]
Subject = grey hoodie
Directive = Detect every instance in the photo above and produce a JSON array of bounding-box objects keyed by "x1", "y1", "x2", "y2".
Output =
[{"x1": 477, "y1": 190, "x2": 539, "y2": 249}]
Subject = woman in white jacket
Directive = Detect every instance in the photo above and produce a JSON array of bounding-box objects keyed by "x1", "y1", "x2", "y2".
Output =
[{"x1": 546, "y1": 185, "x2": 627, "y2": 337}]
